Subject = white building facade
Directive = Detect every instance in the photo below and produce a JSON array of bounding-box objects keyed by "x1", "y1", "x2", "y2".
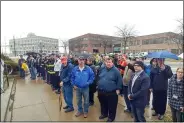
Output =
[{"x1": 9, "y1": 33, "x2": 59, "y2": 56}]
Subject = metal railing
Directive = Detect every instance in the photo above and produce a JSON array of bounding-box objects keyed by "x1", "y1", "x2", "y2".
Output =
[
  {"x1": 3, "y1": 78, "x2": 17, "y2": 122},
  {"x1": 1, "y1": 61, "x2": 16, "y2": 122},
  {"x1": 1, "y1": 64, "x2": 13, "y2": 94}
]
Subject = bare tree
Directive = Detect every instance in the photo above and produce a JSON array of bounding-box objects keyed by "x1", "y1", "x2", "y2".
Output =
[
  {"x1": 176, "y1": 18, "x2": 183, "y2": 35},
  {"x1": 115, "y1": 24, "x2": 137, "y2": 54},
  {"x1": 60, "y1": 39, "x2": 69, "y2": 54},
  {"x1": 77, "y1": 43, "x2": 85, "y2": 53},
  {"x1": 100, "y1": 39, "x2": 109, "y2": 54},
  {"x1": 171, "y1": 18, "x2": 183, "y2": 54}
]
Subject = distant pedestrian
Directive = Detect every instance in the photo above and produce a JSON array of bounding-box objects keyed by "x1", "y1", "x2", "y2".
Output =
[
  {"x1": 18, "y1": 55, "x2": 25, "y2": 78},
  {"x1": 29, "y1": 55, "x2": 36, "y2": 80}
]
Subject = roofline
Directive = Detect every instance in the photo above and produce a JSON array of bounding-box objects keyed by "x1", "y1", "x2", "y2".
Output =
[
  {"x1": 9, "y1": 35, "x2": 58, "y2": 41},
  {"x1": 136, "y1": 32, "x2": 177, "y2": 38},
  {"x1": 69, "y1": 33, "x2": 122, "y2": 41},
  {"x1": 69, "y1": 32, "x2": 178, "y2": 41}
]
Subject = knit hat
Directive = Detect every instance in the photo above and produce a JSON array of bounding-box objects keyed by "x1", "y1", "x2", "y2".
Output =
[
  {"x1": 134, "y1": 61, "x2": 144, "y2": 69},
  {"x1": 78, "y1": 56, "x2": 85, "y2": 60},
  {"x1": 61, "y1": 56, "x2": 67, "y2": 63}
]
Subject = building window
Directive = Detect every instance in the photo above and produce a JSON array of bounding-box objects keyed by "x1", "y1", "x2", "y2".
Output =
[
  {"x1": 171, "y1": 49, "x2": 179, "y2": 54},
  {"x1": 114, "y1": 44, "x2": 121, "y2": 47},
  {"x1": 83, "y1": 38, "x2": 88, "y2": 41}
]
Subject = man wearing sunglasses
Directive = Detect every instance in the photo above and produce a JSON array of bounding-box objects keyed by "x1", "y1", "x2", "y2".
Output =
[
  {"x1": 128, "y1": 61, "x2": 150, "y2": 122},
  {"x1": 71, "y1": 56, "x2": 95, "y2": 118}
]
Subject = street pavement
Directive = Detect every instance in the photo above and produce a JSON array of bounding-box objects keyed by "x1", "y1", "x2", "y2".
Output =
[{"x1": 11, "y1": 75, "x2": 160, "y2": 122}]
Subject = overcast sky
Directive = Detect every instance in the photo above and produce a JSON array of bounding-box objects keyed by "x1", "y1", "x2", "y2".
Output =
[{"x1": 1, "y1": 1, "x2": 183, "y2": 52}]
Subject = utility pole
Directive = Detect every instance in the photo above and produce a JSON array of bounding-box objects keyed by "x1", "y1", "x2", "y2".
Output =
[
  {"x1": 4, "y1": 37, "x2": 6, "y2": 54},
  {"x1": 13, "y1": 36, "x2": 16, "y2": 56}
]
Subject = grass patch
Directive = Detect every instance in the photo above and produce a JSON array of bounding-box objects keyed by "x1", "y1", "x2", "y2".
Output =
[{"x1": 165, "y1": 58, "x2": 183, "y2": 62}]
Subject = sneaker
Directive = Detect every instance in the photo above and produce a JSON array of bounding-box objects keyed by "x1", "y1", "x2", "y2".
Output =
[
  {"x1": 55, "y1": 91, "x2": 60, "y2": 94},
  {"x1": 158, "y1": 115, "x2": 164, "y2": 120},
  {"x1": 89, "y1": 102, "x2": 94, "y2": 106},
  {"x1": 152, "y1": 112, "x2": 158, "y2": 116},
  {"x1": 99, "y1": 115, "x2": 108, "y2": 119},
  {"x1": 124, "y1": 109, "x2": 131, "y2": 113},
  {"x1": 65, "y1": 108, "x2": 74, "y2": 113},
  {"x1": 63, "y1": 106, "x2": 69, "y2": 109},
  {"x1": 84, "y1": 113, "x2": 88, "y2": 118},
  {"x1": 75, "y1": 112, "x2": 83, "y2": 117},
  {"x1": 106, "y1": 118, "x2": 113, "y2": 122}
]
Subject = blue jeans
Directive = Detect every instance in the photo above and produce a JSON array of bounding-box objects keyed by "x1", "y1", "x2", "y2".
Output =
[
  {"x1": 19, "y1": 67, "x2": 25, "y2": 78},
  {"x1": 123, "y1": 86, "x2": 131, "y2": 111},
  {"x1": 62, "y1": 85, "x2": 74, "y2": 109},
  {"x1": 76, "y1": 87, "x2": 89, "y2": 113},
  {"x1": 40, "y1": 67, "x2": 45, "y2": 80},
  {"x1": 30, "y1": 67, "x2": 36, "y2": 79},
  {"x1": 131, "y1": 104, "x2": 146, "y2": 122}
]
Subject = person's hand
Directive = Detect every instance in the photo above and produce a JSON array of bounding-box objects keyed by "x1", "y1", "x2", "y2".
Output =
[
  {"x1": 60, "y1": 81, "x2": 63, "y2": 87},
  {"x1": 116, "y1": 90, "x2": 120, "y2": 95},
  {"x1": 160, "y1": 64, "x2": 165, "y2": 70},
  {"x1": 74, "y1": 86, "x2": 78, "y2": 89},
  {"x1": 128, "y1": 94, "x2": 132, "y2": 100},
  {"x1": 149, "y1": 89, "x2": 153, "y2": 92},
  {"x1": 96, "y1": 86, "x2": 98, "y2": 89},
  {"x1": 180, "y1": 107, "x2": 184, "y2": 112}
]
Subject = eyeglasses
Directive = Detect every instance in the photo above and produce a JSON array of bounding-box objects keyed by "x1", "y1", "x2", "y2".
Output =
[
  {"x1": 134, "y1": 64, "x2": 140, "y2": 67},
  {"x1": 79, "y1": 59, "x2": 85, "y2": 61},
  {"x1": 177, "y1": 71, "x2": 183, "y2": 74}
]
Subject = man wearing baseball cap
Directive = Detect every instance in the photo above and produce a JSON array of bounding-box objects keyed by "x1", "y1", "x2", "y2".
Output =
[
  {"x1": 60, "y1": 56, "x2": 74, "y2": 113},
  {"x1": 71, "y1": 55, "x2": 95, "y2": 118}
]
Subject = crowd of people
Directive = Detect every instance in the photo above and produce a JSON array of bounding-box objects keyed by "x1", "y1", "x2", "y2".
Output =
[{"x1": 17, "y1": 53, "x2": 184, "y2": 122}]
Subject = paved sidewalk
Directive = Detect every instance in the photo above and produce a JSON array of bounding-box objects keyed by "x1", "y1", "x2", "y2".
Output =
[{"x1": 12, "y1": 75, "x2": 157, "y2": 122}]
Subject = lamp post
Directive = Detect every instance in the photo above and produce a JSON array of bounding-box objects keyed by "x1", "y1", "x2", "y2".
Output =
[
  {"x1": 112, "y1": 44, "x2": 115, "y2": 54},
  {"x1": 39, "y1": 40, "x2": 43, "y2": 53}
]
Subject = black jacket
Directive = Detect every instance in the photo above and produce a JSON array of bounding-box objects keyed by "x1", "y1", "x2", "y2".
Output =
[
  {"x1": 128, "y1": 71, "x2": 150, "y2": 108},
  {"x1": 150, "y1": 65, "x2": 173, "y2": 91},
  {"x1": 88, "y1": 64, "x2": 97, "y2": 93}
]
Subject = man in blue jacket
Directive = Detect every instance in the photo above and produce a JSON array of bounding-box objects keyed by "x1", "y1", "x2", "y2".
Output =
[
  {"x1": 71, "y1": 56, "x2": 94, "y2": 118},
  {"x1": 60, "y1": 56, "x2": 74, "y2": 113},
  {"x1": 97, "y1": 57, "x2": 122, "y2": 122},
  {"x1": 128, "y1": 61, "x2": 150, "y2": 122}
]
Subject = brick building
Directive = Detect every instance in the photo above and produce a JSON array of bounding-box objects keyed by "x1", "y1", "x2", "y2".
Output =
[
  {"x1": 68, "y1": 33, "x2": 122, "y2": 54},
  {"x1": 113, "y1": 32, "x2": 182, "y2": 55},
  {"x1": 69, "y1": 32, "x2": 182, "y2": 55},
  {"x1": 128, "y1": 32, "x2": 181, "y2": 54}
]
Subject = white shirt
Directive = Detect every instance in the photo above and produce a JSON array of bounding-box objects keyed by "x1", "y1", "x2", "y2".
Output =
[
  {"x1": 131, "y1": 70, "x2": 143, "y2": 93},
  {"x1": 54, "y1": 58, "x2": 61, "y2": 72},
  {"x1": 79, "y1": 66, "x2": 85, "y2": 72}
]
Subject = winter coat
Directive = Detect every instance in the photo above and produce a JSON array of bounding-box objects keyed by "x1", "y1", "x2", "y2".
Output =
[
  {"x1": 150, "y1": 65, "x2": 173, "y2": 90},
  {"x1": 71, "y1": 65, "x2": 95, "y2": 88},
  {"x1": 97, "y1": 66, "x2": 122, "y2": 92}
]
